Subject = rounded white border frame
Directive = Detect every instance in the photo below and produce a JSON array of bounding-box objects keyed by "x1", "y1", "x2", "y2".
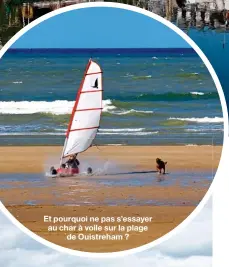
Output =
[{"x1": 0, "y1": 2, "x2": 228, "y2": 258}]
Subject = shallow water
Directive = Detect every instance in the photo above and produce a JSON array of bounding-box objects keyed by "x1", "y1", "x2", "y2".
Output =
[
  {"x1": 0, "y1": 171, "x2": 213, "y2": 187},
  {"x1": 0, "y1": 171, "x2": 212, "y2": 206}
]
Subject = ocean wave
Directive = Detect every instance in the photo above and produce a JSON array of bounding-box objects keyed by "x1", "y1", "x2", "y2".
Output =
[
  {"x1": 53, "y1": 128, "x2": 66, "y2": 132},
  {"x1": 186, "y1": 128, "x2": 223, "y2": 132},
  {"x1": 99, "y1": 128, "x2": 145, "y2": 132},
  {"x1": 132, "y1": 75, "x2": 152, "y2": 80},
  {"x1": 0, "y1": 100, "x2": 153, "y2": 116},
  {"x1": 169, "y1": 117, "x2": 224, "y2": 123},
  {"x1": 102, "y1": 99, "x2": 117, "y2": 112},
  {"x1": 185, "y1": 144, "x2": 198, "y2": 146},
  {"x1": 107, "y1": 144, "x2": 125, "y2": 146},
  {"x1": 0, "y1": 100, "x2": 73, "y2": 115},
  {"x1": 121, "y1": 73, "x2": 134, "y2": 78},
  {"x1": 12, "y1": 81, "x2": 23, "y2": 84},
  {"x1": 109, "y1": 92, "x2": 218, "y2": 102},
  {"x1": 133, "y1": 92, "x2": 218, "y2": 101},
  {"x1": 98, "y1": 131, "x2": 158, "y2": 136},
  {"x1": 0, "y1": 91, "x2": 219, "y2": 115},
  {"x1": 106, "y1": 109, "x2": 153, "y2": 116},
  {"x1": 0, "y1": 100, "x2": 116, "y2": 115},
  {"x1": 0, "y1": 132, "x2": 65, "y2": 136},
  {"x1": 176, "y1": 72, "x2": 200, "y2": 79},
  {"x1": 190, "y1": 91, "x2": 204, "y2": 95}
]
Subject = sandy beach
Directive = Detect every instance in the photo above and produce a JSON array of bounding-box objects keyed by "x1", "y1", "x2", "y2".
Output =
[
  {"x1": 8, "y1": 205, "x2": 195, "y2": 252},
  {"x1": 0, "y1": 145, "x2": 221, "y2": 252},
  {"x1": 0, "y1": 145, "x2": 222, "y2": 173}
]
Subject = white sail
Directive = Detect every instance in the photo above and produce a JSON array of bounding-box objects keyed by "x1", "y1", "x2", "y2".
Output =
[{"x1": 61, "y1": 59, "x2": 103, "y2": 159}]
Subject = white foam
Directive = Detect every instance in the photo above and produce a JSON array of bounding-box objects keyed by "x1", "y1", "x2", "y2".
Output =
[
  {"x1": 102, "y1": 99, "x2": 116, "y2": 112},
  {"x1": 121, "y1": 73, "x2": 134, "y2": 78},
  {"x1": 0, "y1": 99, "x2": 116, "y2": 115},
  {"x1": 186, "y1": 128, "x2": 223, "y2": 132},
  {"x1": 12, "y1": 81, "x2": 23, "y2": 84},
  {"x1": 99, "y1": 128, "x2": 145, "y2": 132},
  {"x1": 107, "y1": 144, "x2": 124, "y2": 146},
  {"x1": 133, "y1": 75, "x2": 152, "y2": 79},
  {"x1": 98, "y1": 131, "x2": 158, "y2": 136},
  {"x1": 0, "y1": 100, "x2": 153, "y2": 116},
  {"x1": 169, "y1": 117, "x2": 224, "y2": 123},
  {"x1": 107, "y1": 109, "x2": 153, "y2": 115},
  {"x1": 54, "y1": 128, "x2": 66, "y2": 132},
  {"x1": 185, "y1": 144, "x2": 198, "y2": 146},
  {"x1": 190, "y1": 92, "x2": 205, "y2": 95},
  {"x1": 0, "y1": 132, "x2": 65, "y2": 136}
]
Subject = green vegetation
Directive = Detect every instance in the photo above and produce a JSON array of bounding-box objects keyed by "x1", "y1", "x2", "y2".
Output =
[
  {"x1": 0, "y1": 0, "x2": 143, "y2": 45},
  {"x1": 0, "y1": 0, "x2": 147, "y2": 46}
]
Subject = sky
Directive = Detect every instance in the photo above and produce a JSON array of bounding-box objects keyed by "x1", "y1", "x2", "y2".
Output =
[
  {"x1": 11, "y1": 7, "x2": 190, "y2": 49},
  {"x1": 0, "y1": 199, "x2": 212, "y2": 267}
]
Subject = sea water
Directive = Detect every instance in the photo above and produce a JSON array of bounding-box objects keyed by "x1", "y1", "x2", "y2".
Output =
[{"x1": 0, "y1": 48, "x2": 223, "y2": 146}]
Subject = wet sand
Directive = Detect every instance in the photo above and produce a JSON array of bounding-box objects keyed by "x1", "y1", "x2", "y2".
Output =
[
  {"x1": 1, "y1": 183, "x2": 208, "y2": 206},
  {"x1": 0, "y1": 145, "x2": 221, "y2": 252},
  {"x1": 0, "y1": 145, "x2": 222, "y2": 173}
]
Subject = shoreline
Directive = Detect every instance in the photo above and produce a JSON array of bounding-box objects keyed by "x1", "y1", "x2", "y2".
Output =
[
  {"x1": 0, "y1": 144, "x2": 223, "y2": 146},
  {"x1": 0, "y1": 145, "x2": 222, "y2": 173}
]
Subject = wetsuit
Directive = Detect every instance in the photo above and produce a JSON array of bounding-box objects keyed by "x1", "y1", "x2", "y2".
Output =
[
  {"x1": 66, "y1": 158, "x2": 80, "y2": 168},
  {"x1": 72, "y1": 159, "x2": 80, "y2": 168}
]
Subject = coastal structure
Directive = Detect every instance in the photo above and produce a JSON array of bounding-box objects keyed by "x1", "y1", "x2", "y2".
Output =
[
  {"x1": 175, "y1": 0, "x2": 229, "y2": 30},
  {"x1": 0, "y1": 0, "x2": 103, "y2": 45},
  {"x1": 1, "y1": 0, "x2": 229, "y2": 46}
]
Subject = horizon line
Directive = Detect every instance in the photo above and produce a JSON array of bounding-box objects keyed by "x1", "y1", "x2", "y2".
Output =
[
  {"x1": 8, "y1": 47, "x2": 194, "y2": 50},
  {"x1": 6, "y1": 48, "x2": 196, "y2": 55}
]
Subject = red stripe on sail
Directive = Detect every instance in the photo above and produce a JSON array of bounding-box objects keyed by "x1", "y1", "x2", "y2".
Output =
[
  {"x1": 86, "y1": 71, "x2": 103, "y2": 75},
  {"x1": 76, "y1": 108, "x2": 103, "y2": 112},
  {"x1": 81, "y1": 89, "x2": 103, "y2": 93},
  {"x1": 69, "y1": 126, "x2": 99, "y2": 132}
]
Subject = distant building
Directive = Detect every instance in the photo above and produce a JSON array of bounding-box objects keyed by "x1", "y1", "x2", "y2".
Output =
[
  {"x1": 1, "y1": 0, "x2": 229, "y2": 46},
  {"x1": 175, "y1": 0, "x2": 229, "y2": 30}
]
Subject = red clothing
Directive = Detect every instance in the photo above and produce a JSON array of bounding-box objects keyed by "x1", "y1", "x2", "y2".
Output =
[{"x1": 57, "y1": 167, "x2": 79, "y2": 175}]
